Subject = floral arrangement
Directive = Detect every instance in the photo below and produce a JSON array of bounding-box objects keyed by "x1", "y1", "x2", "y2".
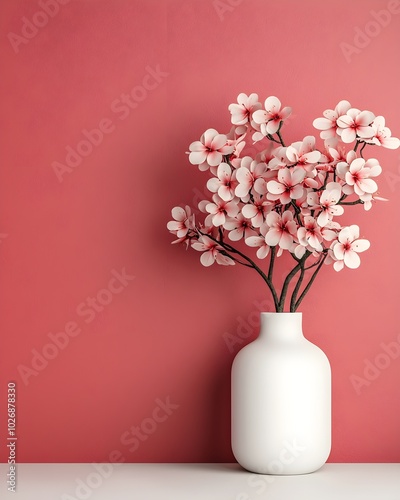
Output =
[{"x1": 167, "y1": 94, "x2": 399, "y2": 312}]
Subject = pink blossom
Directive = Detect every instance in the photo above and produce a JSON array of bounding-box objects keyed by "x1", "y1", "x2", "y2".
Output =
[
  {"x1": 252, "y1": 96, "x2": 292, "y2": 135},
  {"x1": 241, "y1": 194, "x2": 273, "y2": 227},
  {"x1": 324, "y1": 137, "x2": 351, "y2": 163},
  {"x1": 313, "y1": 100, "x2": 351, "y2": 139},
  {"x1": 167, "y1": 206, "x2": 195, "y2": 246},
  {"x1": 320, "y1": 220, "x2": 340, "y2": 243},
  {"x1": 188, "y1": 129, "x2": 234, "y2": 171},
  {"x1": 207, "y1": 163, "x2": 237, "y2": 201},
  {"x1": 267, "y1": 146, "x2": 291, "y2": 170},
  {"x1": 192, "y1": 235, "x2": 235, "y2": 267},
  {"x1": 308, "y1": 182, "x2": 344, "y2": 227},
  {"x1": 369, "y1": 116, "x2": 400, "y2": 149},
  {"x1": 226, "y1": 127, "x2": 247, "y2": 158},
  {"x1": 297, "y1": 216, "x2": 323, "y2": 252},
  {"x1": 224, "y1": 213, "x2": 254, "y2": 241},
  {"x1": 344, "y1": 158, "x2": 381, "y2": 197},
  {"x1": 228, "y1": 93, "x2": 262, "y2": 126},
  {"x1": 168, "y1": 94, "x2": 399, "y2": 302},
  {"x1": 292, "y1": 192, "x2": 310, "y2": 215},
  {"x1": 205, "y1": 194, "x2": 239, "y2": 227},
  {"x1": 360, "y1": 194, "x2": 387, "y2": 211},
  {"x1": 303, "y1": 171, "x2": 322, "y2": 189},
  {"x1": 255, "y1": 142, "x2": 275, "y2": 164},
  {"x1": 335, "y1": 153, "x2": 359, "y2": 185},
  {"x1": 331, "y1": 225, "x2": 370, "y2": 271},
  {"x1": 235, "y1": 157, "x2": 268, "y2": 199},
  {"x1": 245, "y1": 223, "x2": 270, "y2": 259},
  {"x1": 265, "y1": 210, "x2": 297, "y2": 250},
  {"x1": 286, "y1": 136, "x2": 321, "y2": 169},
  {"x1": 336, "y1": 109, "x2": 375, "y2": 143},
  {"x1": 267, "y1": 168, "x2": 306, "y2": 204}
]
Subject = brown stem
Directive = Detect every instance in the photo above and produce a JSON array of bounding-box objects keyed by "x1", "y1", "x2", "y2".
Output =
[
  {"x1": 339, "y1": 199, "x2": 364, "y2": 206},
  {"x1": 294, "y1": 253, "x2": 327, "y2": 310},
  {"x1": 290, "y1": 260, "x2": 306, "y2": 312},
  {"x1": 359, "y1": 142, "x2": 367, "y2": 158},
  {"x1": 268, "y1": 246, "x2": 276, "y2": 282},
  {"x1": 200, "y1": 231, "x2": 280, "y2": 310},
  {"x1": 277, "y1": 249, "x2": 310, "y2": 312},
  {"x1": 276, "y1": 127, "x2": 286, "y2": 147}
]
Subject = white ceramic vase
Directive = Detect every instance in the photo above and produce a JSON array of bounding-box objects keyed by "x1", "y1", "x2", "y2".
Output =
[{"x1": 231, "y1": 312, "x2": 331, "y2": 475}]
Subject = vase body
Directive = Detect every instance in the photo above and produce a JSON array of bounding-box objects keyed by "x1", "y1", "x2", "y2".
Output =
[{"x1": 231, "y1": 312, "x2": 331, "y2": 475}]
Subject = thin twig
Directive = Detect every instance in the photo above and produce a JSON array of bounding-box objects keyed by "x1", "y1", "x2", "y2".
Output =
[
  {"x1": 290, "y1": 260, "x2": 306, "y2": 312},
  {"x1": 268, "y1": 246, "x2": 276, "y2": 282},
  {"x1": 294, "y1": 253, "x2": 327, "y2": 310},
  {"x1": 278, "y1": 262, "x2": 302, "y2": 312},
  {"x1": 200, "y1": 231, "x2": 279, "y2": 310},
  {"x1": 266, "y1": 134, "x2": 281, "y2": 144},
  {"x1": 276, "y1": 128, "x2": 285, "y2": 147},
  {"x1": 339, "y1": 199, "x2": 363, "y2": 206},
  {"x1": 359, "y1": 142, "x2": 367, "y2": 158}
]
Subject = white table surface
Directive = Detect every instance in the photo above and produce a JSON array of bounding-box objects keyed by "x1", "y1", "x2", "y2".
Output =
[{"x1": 1, "y1": 463, "x2": 399, "y2": 500}]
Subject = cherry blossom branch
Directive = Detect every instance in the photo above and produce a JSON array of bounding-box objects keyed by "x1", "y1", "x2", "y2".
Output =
[
  {"x1": 278, "y1": 249, "x2": 309, "y2": 312},
  {"x1": 199, "y1": 231, "x2": 280, "y2": 310},
  {"x1": 169, "y1": 95, "x2": 400, "y2": 314},
  {"x1": 219, "y1": 251, "x2": 253, "y2": 268},
  {"x1": 339, "y1": 199, "x2": 363, "y2": 206},
  {"x1": 266, "y1": 134, "x2": 281, "y2": 144},
  {"x1": 321, "y1": 171, "x2": 330, "y2": 189},
  {"x1": 276, "y1": 122, "x2": 286, "y2": 147},
  {"x1": 359, "y1": 142, "x2": 368, "y2": 158},
  {"x1": 290, "y1": 201, "x2": 302, "y2": 225},
  {"x1": 268, "y1": 246, "x2": 276, "y2": 282},
  {"x1": 304, "y1": 255, "x2": 324, "y2": 270},
  {"x1": 290, "y1": 252, "x2": 326, "y2": 311},
  {"x1": 290, "y1": 260, "x2": 306, "y2": 312},
  {"x1": 294, "y1": 253, "x2": 328, "y2": 311}
]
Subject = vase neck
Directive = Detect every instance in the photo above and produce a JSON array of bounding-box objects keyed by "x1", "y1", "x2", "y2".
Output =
[{"x1": 258, "y1": 312, "x2": 304, "y2": 342}]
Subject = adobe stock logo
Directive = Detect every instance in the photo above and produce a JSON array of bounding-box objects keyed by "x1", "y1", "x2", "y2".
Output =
[
  {"x1": 17, "y1": 268, "x2": 135, "y2": 386},
  {"x1": 349, "y1": 333, "x2": 400, "y2": 395},
  {"x1": 384, "y1": 156, "x2": 400, "y2": 192},
  {"x1": 223, "y1": 298, "x2": 275, "y2": 353},
  {"x1": 213, "y1": 0, "x2": 245, "y2": 21},
  {"x1": 7, "y1": 0, "x2": 71, "y2": 54},
  {"x1": 51, "y1": 64, "x2": 169, "y2": 183},
  {"x1": 235, "y1": 438, "x2": 307, "y2": 499},
  {"x1": 61, "y1": 396, "x2": 179, "y2": 500},
  {"x1": 340, "y1": 1, "x2": 400, "y2": 63}
]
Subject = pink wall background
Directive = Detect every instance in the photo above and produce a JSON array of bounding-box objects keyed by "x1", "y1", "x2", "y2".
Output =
[{"x1": 1, "y1": 0, "x2": 400, "y2": 463}]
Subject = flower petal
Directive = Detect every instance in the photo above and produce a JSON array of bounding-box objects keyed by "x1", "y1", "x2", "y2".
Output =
[
  {"x1": 202, "y1": 129, "x2": 218, "y2": 146},
  {"x1": 211, "y1": 134, "x2": 228, "y2": 150},
  {"x1": 279, "y1": 232, "x2": 293, "y2": 250},
  {"x1": 245, "y1": 236, "x2": 263, "y2": 247},
  {"x1": 264, "y1": 96, "x2": 281, "y2": 113},
  {"x1": 352, "y1": 239, "x2": 370, "y2": 253},
  {"x1": 358, "y1": 178, "x2": 378, "y2": 194},
  {"x1": 171, "y1": 207, "x2": 186, "y2": 221},
  {"x1": 265, "y1": 228, "x2": 281, "y2": 246},
  {"x1": 200, "y1": 251, "x2": 215, "y2": 267},
  {"x1": 252, "y1": 110, "x2": 267, "y2": 124},
  {"x1": 302, "y1": 150, "x2": 321, "y2": 163},
  {"x1": 189, "y1": 151, "x2": 207, "y2": 165},
  {"x1": 340, "y1": 128, "x2": 356, "y2": 143},
  {"x1": 207, "y1": 151, "x2": 223, "y2": 167},
  {"x1": 313, "y1": 118, "x2": 332, "y2": 130},
  {"x1": 267, "y1": 180, "x2": 285, "y2": 194},
  {"x1": 344, "y1": 249, "x2": 361, "y2": 269}
]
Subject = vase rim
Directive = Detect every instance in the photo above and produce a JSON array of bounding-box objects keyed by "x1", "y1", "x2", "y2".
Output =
[{"x1": 260, "y1": 312, "x2": 302, "y2": 316}]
